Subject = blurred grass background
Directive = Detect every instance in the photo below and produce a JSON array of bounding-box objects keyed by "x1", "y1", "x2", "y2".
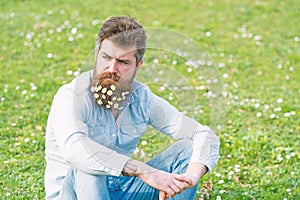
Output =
[{"x1": 0, "y1": 0, "x2": 299, "y2": 199}]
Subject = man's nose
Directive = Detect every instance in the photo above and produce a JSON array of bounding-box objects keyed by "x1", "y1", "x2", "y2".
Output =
[{"x1": 107, "y1": 60, "x2": 118, "y2": 73}]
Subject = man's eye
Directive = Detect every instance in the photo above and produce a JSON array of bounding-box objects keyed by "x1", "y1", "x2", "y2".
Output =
[{"x1": 102, "y1": 54, "x2": 110, "y2": 59}]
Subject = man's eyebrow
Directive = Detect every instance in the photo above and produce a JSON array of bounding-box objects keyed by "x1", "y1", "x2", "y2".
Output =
[{"x1": 101, "y1": 52, "x2": 112, "y2": 58}]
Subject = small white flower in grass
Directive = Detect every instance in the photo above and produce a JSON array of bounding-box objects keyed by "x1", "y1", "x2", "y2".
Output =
[
  {"x1": 24, "y1": 138, "x2": 30, "y2": 143},
  {"x1": 217, "y1": 180, "x2": 224, "y2": 184},
  {"x1": 66, "y1": 70, "x2": 73, "y2": 75},
  {"x1": 60, "y1": 9, "x2": 66, "y2": 15},
  {"x1": 283, "y1": 112, "x2": 291, "y2": 117},
  {"x1": 294, "y1": 36, "x2": 300, "y2": 42},
  {"x1": 141, "y1": 140, "x2": 147, "y2": 145},
  {"x1": 274, "y1": 107, "x2": 282, "y2": 112},
  {"x1": 264, "y1": 104, "x2": 270, "y2": 110},
  {"x1": 228, "y1": 171, "x2": 234, "y2": 176},
  {"x1": 220, "y1": 190, "x2": 226, "y2": 194},
  {"x1": 30, "y1": 83, "x2": 37, "y2": 90},
  {"x1": 266, "y1": 171, "x2": 272, "y2": 176},
  {"x1": 291, "y1": 171, "x2": 295, "y2": 175},
  {"x1": 277, "y1": 155, "x2": 283, "y2": 162},
  {"x1": 290, "y1": 152, "x2": 296, "y2": 157},
  {"x1": 286, "y1": 155, "x2": 291, "y2": 159},
  {"x1": 71, "y1": 27, "x2": 77, "y2": 34},
  {"x1": 216, "y1": 173, "x2": 222, "y2": 177},
  {"x1": 270, "y1": 114, "x2": 276, "y2": 119},
  {"x1": 216, "y1": 196, "x2": 221, "y2": 200},
  {"x1": 277, "y1": 98, "x2": 283, "y2": 104},
  {"x1": 73, "y1": 71, "x2": 80, "y2": 76},
  {"x1": 286, "y1": 188, "x2": 291, "y2": 193},
  {"x1": 205, "y1": 31, "x2": 212, "y2": 37},
  {"x1": 20, "y1": 89, "x2": 27, "y2": 95},
  {"x1": 153, "y1": 58, "x2": 159, "y2": 64},
  {"x1": 47, "y1": 53, "x2": 53, "y2": 58},
  {"x1": 223, "y1": 73, "x2": 228, "y2": 79}
]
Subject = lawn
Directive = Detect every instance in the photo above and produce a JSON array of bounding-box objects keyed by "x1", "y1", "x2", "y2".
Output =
[{"x1": 0, "y1": 0, "x2": 299, "y2": 199}]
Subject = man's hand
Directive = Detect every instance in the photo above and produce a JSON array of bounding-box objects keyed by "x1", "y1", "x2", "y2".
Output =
[{"x1": 122, "y1": 159, "x2": 208, "y2": 199}]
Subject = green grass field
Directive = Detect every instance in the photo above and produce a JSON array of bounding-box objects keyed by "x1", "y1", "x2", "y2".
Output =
[{"x1": 1, "y1": 0, "x2": 299, "y2": 199}]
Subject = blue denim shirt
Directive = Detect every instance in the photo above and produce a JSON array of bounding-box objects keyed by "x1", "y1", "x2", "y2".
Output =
[{"x1": 45, "y1": 70, "x2": 219, "y2": 198}]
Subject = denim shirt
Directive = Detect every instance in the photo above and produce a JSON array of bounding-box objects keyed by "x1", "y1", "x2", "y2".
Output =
[{"x1": 45, "y1": 70, "x2": 220, "y2": 198}]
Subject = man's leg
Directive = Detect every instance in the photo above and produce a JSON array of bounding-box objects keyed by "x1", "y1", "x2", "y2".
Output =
[
  {"x1": 74, "y1": 170, "x2": 110, "y2": 200},
  {"x1": 120, "y1": 139, "x2": 198, "y2": 200},
  {"x1": 58, "y1": 168, "x2": 110, "y2": 200}
]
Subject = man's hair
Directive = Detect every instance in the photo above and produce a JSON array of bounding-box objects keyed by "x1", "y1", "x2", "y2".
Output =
[{"x1": 97, "y1": 16, "x2": 146, "y2": 64}]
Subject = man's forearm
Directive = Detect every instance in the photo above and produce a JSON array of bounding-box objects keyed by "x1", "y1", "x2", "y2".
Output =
[
  {"x1": 122, "y1": 159, "x2": 156, "y2": 177},
  {"x1": 184, "y1": 162, "x2": 208, "y2": 185}
]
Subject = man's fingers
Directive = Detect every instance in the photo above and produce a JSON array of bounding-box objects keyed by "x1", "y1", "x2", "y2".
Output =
[
  {"x1": 159, "y1": 191, "x2": 167, "y2": 200},
  {"x1": 174, "y1": 174, "x2": 193, "y2": 185}
]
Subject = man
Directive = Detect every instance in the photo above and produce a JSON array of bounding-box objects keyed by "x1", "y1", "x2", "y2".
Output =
[{"x1": 45, "y1": 16, "x2": 219, "y2": 200}]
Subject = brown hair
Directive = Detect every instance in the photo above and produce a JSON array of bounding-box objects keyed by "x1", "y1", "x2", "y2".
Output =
[{"x1": 97, "y1": 16, "x2": 146, "y2": 64}]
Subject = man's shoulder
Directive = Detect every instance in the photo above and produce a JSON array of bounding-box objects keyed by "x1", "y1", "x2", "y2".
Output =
[{"x1": 59, "y1": 70, "x2": 92, "y2": 93}]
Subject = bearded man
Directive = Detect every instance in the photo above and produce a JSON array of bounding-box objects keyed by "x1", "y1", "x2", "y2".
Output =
[{"x1": 45, "y1": 16, "x2": 219, "y2": 200}]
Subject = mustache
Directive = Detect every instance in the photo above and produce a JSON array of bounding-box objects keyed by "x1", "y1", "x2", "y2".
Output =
[{"x1": 98, "y1": 72, "x2": 120, "y2": 83}]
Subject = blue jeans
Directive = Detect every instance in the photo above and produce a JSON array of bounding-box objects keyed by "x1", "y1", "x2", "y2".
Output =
[{"x1": 58, "y1": 139, "x2": 198, "y2": 200}]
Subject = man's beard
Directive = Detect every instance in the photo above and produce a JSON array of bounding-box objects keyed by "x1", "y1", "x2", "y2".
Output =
[{"x1": 90, "y1": 71, "x2": 132, "y2": 110}]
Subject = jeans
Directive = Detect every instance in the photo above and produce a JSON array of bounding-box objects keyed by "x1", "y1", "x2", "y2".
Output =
[{"x1": 58, "y1": 139, "x2": 198, "y2": 200}]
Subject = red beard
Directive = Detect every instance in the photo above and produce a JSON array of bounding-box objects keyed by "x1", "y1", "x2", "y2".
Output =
[{"x1": 91, "y1": 71, "x2": 131, "y2": 109}]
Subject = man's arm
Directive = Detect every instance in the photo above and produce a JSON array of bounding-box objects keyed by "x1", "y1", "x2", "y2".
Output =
[{"x1": 122, "y1": 159, "x2": 194, "y2": 198}]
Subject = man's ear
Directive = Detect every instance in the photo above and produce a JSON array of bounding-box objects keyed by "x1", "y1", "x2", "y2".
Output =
[{"x1": 136, "y1": 59, "x2": 143, "y2": 72}]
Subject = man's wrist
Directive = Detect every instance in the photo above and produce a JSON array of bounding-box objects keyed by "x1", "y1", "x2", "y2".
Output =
[{"x1": 122, "y1": 159, "x2": 155, "y2": 178}]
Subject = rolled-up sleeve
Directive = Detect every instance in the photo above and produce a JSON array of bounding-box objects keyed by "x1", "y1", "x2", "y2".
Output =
[{"x1": 148, "y1": 92, "x2": 220, "y2": 171}]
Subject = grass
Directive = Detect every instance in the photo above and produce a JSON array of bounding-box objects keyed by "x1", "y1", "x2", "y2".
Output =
[{"x1": 0, "y1": 0, "x2": 299, "y2": 199}]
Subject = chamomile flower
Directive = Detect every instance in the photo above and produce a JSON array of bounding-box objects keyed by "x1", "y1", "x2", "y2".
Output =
[
  {"x1": 97, "y1": 99, "x2": 103, "y2": 105},
  {"x1": 96, "y1": 85, "x2": 102, "y2": 92},
  {"x1": 107, "y1": 90, "x2": 113, "y2": 96},
  {"x1": 113, "y1": 103, "x2": 119, "y2": 109},
  {"x1": 112, "y1": 96, "x2": 117, "y2": 101},
  {"x1": 94, "y1": 93, "x2": 99, "y2": 98},
  {"x1": 90, "y1": 86, "x2": 95, "y2": 92},
  {"x1": 101, "y1": 87, "x2": 107, "y2": 93},
  {"x1": 110, "y1": 85, "x2": 116, "y2": 91},
  {"x1": 102, "y1": 94, "x2": 106, "y2": 99},
  {"x1": 106, "y1": 104, "x2": 111, "y2": 109},
  {"x1": 108, "y1": 101, "x2": 113, "y2": 105}
]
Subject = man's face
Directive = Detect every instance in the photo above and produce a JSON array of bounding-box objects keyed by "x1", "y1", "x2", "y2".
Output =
[
  {"x1": 91, "y1": 39, "x2": 143, "y2": 109},
  {"x1": 95, "y1": 39, "x2": 142, "y2": 82}
]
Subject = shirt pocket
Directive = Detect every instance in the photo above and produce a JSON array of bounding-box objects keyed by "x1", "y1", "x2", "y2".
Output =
[{"x1": 118, "y1": 123, "x2": 147, "y2": 147}]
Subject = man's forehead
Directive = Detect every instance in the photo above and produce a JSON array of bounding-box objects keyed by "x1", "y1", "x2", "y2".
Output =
[{"x1": 100, "y1": 39, "x2": 137, "y2": 59}]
